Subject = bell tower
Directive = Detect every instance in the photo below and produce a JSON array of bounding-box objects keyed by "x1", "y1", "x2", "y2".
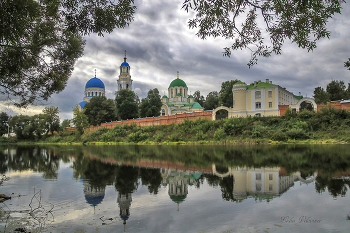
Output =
[{"x1": 115, "y1": 50, "x2": 133, "y2": 97}]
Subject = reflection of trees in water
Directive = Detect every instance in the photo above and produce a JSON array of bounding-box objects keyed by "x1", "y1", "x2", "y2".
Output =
[
  {"x1": 139, "y1": 167, "x2": 162, "y2": 194},
  {"x1": 315, "y1": 176, "x2": 350, "y2": 197},
  {"x1": 203, "y1": 173, "x2": 236, "y2": 201},
  {"x1": 1, "y1": 146, "x2": 59, "y2": 179},
  {"x1": 115, "y1": 166, "x2": 139, "y2": 195}
]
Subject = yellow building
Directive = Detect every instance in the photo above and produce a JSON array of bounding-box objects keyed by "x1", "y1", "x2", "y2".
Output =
[
  {"x1": 212, "y1": 79, "x2": 316, "y2": 119},
  {"x1": 161, "y1": 73, "x2": 204, "y2": 116}
]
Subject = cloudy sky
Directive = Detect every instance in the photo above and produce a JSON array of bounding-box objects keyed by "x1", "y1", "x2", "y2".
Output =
[{"x1": 2, "y1": 0, "x2": 350, "y2": 120}]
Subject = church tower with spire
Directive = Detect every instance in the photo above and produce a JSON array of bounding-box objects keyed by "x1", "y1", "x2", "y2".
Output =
[{"x1": 115, "y1": 51, "x2": 133, "y2": 97}]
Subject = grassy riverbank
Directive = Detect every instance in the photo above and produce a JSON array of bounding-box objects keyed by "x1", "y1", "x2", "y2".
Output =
[{"x1": 3, "y1": 106, "x2": 350, "y2": 145}]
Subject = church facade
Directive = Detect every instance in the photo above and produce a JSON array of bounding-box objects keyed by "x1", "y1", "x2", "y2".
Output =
[{"x1": 161, "y1": 72, "x2": 204, "y2": 116}]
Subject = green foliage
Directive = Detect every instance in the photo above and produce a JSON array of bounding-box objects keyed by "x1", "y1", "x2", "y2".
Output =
[
  {"x1": 115, "y1": 89, "x2": 139, "y2": 120},
  {"x1": 0, "y1": 0, "x2": 135, "y2": 106},
  {"x1": 203, "y1": 91, "x2": 219, "y2": 110},
  {"x1": 0, "y1": 112, "x2": 9, "y2": 136},
  {"x1": 223, "y1": 117, "x2": 252, "y2": 136},
  {"x1": 326, "y1": 80, "x2": 347, "y2": 101},
  {"x1": 153, "y1": 132, "x2": 164, "y2": 142},
  {"x1": 128, "y1": 131, "x2": 149, "y2": 143},
  {"x1": 139, "y1": 88, "x2": 162, "y2": 118},
  {"x1": 73, "y1": 105, "x2": 90, "y2": 135},
  {"x1": 183, "y1": 0, "x2": 342, "y2": 67},
  {"x1": 82, "y1": 127, "x2": 109, "y2": 142},
  {"x1": 214, "y1": 128, "x2": 226, "y2": 140},
  {"x1": 314, "y1": 80, "x2": 350, "y2": 104},
  {"x1": 42, "y1": 106, "x2": 60, "y2": 134},
  {"x1": 313, "y1": 86, "x2": 330, "y2": 103},
  {"x1": 193, "y1": 90, "x2": 205, "y2": 107},
  {"x1": 61, "y1": 119, "x2": 71, "y2": 130},
  {"x1": 168, "y1": 133, "x2": 181, "y2": 142},
  {"x1": 286, "y1": 128, "x2": 308, "y2": 140},
  {"x1": 84, "y1": 96, "x2": 117, "y2": 126},
  {"x1": 219, "y1": 80, "x2": 239, "y2": 107},
  {"x1": 195, "y1": 130, "x2": 208, "y2": 141}
]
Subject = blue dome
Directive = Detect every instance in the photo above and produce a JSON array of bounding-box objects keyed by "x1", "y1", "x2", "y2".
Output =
[
  {"x1": 85, "y1": 194, "x2": 105, "y2": 207},
  {"x1": 85, "y1": 77, "x2": 105, "y2": 89},
  {"x1": 79, "y1": 101, "x2": 88, "y2": 109},
  {"x1": 121, "y1": 62, "x2": 130, "y2": 67}
]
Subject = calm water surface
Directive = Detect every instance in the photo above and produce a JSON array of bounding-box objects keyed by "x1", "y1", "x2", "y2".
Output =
[{"x1": 0, "y1": 144, "x2": 349, "y2": 233}]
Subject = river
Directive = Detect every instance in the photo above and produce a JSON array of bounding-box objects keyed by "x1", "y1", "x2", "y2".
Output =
[{"x1": 0, "y1": 144, "x2": 349, "y2": 233}]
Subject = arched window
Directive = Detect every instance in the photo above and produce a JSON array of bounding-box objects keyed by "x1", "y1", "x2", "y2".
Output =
[
  {"x1": 161, "y1": 109, "x2": 166, "y2": 116},
  {"x1": 120, "y1": 84, "x2": 122, "y2": 89},
  {"x1": 88, "y1": 92, "x2": 90, "y2": 96},
  {"x1": 91, "y1": 92, "x2": 93, "y2": 96},
  {"x1": 255, "y1": 113, "x2": 261, "y2": 117},
  {"x1": 126, "y1": 84, "x2": 129, "y2": 89},
  {"x1": 99, "y1": 92, "x2": 101, "y2": 96},
  {"x1": 95, "y1": 92, "x2": 97, "y2": 96}
]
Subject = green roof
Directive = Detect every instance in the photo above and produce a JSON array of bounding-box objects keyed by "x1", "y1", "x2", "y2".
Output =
[
  {"x1": 169, "y1": 78, "x2": 187, "y2": 88},
  {"x1": 235, "y1": 80, "x2": 245, "y2": 84},
  {"x1": 188, "y1": 95, "x2": 193, "y2": 98},
  {"x1": 170, "y1": 194, "x2": 187, "y2": 203},
  {"x1": 247, "y1": 82, "x2": 277, "y2": 89},
  {"x1": 162, "y1": 95, "x2": 168, "y2": 98},
  {"x1": 294, "y1": 95, "x2": 303, "y2": 100},
  {"x1": 176, "y1": 93, "x2": 182, "y2": 96},
  {"x1": 191, "y1": 102, "x2": 203, "y2": 108}
]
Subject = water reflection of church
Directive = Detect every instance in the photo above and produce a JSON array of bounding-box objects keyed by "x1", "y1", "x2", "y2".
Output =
[
  {"x1": 161, "y1": 169, "x2": 202, "y2": 210},
  {"x1": 77, "y1": 162, "x2": 310, "y2": 228}
]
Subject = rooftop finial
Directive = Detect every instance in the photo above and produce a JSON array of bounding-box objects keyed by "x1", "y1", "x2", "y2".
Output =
[
  {"x1": 95, "y1": 69, "x2": 96, "y2": 77},
  {"x1": 124, "y1": 50, "x2": 127, "y2": 62},
  {"x1": 177, "y1": 71, "x2": 179, "y2": 79}
]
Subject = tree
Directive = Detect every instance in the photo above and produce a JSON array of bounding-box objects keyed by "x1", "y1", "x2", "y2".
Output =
[
  {"x1": 9, "y1": 115, "x2": 32, "y2": 139},
  {"x1": 115, "y1": 89, "x2": 139, "y2": 120},
  {"x1": 193, "y1": 90, "x2": 205, "y2": 106},
  {"x1": 182, "y1": 0, "x2": 343, "y2": 67},
  {"x1": 0, "y1": 0, "x2": 136, "y2": 107},
  {"x1": 73, "y1": 105, "x2": 90, "y2": 135},
  {"x1": 313, "y1": 80, "x2": 350, "y2": 103},
  {"x1": 0, "y1": 112, "x2": 9, "y2": 136},
  {"x1": 42, "y1": 106, "x2": 60, "y2": 134},
  {"x1": 219, "y1": 80, "x2": 239, "y2": 107},
  {"x1": 326, "y1": 80, "x2": 347, "y2": 101},
  {"x1": 61, "y1": 119, "x2": 71, "y2": 129},
  {"x1": 30, "y1": 114, "x2": 46, "y2": 138},
  {"x1": 139, "y1": 88, "x2": 162, "y2": 118},
  {"x1": 84, "y1": 96, "x2": 117, "y2": 126},
  {"x1": 313, "y1": 86, "x2": 330, "y2": 103},
  {"x1": 203, "y1": 91, "x2": 219, "y2": 110},
  {"x1": 345, "y1": 58, "x2": 350, "y2": 70}
]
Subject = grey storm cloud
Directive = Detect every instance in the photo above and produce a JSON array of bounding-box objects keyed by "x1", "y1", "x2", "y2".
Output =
[{"x1": 1, "y1": 0, "x2": 350, "y2": 121}]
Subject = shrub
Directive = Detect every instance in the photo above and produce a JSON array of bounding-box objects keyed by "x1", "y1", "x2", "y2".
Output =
[
  {"x1": 128, "y1": 131, "x2": 149, "y2": 143},
  {"x1": 168, "y1": 133, "x2": 181, "y2": 142},
  {"x1": 214, "y1": 128, "x2": 226, "y2": 140},
  {"x1": 286, "y1": 128, "x2": 308, "y2": 140},
  {"x1": 195, "y1": 130, "x2": 208, "y2": 141},
  {"x1": 271, "y1": 130, "x2": 288, "y2": 141},
  {"x1": 153, "y1": 132, "x2": 164, "y2": 142}
]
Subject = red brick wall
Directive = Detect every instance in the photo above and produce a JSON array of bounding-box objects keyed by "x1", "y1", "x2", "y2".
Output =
[
  {"x1": 67, "y1": 111, "x2": 213, "y2": 132},
  {"x1": 279, "y1": 105, "x2": 290, "y2": 116}
]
